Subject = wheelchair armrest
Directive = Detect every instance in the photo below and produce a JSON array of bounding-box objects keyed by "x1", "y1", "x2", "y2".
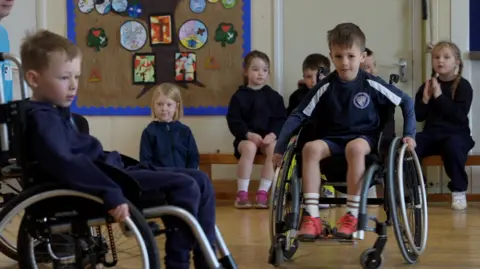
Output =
[{"x1": 94, "y1": 161, "x2": 142, "y2": 202}]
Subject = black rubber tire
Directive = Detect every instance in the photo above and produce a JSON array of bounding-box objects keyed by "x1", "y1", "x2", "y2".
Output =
[
  {"x1": 14, "y1": 184, "x2": 161, "y2": 269},
  {"x1": 269, "y1": 142, "x2": 302, "y2": 266},
  {"x1": 386, "y1": 138, "x2": 421, "y2": 264},
  {"x1": 360, "y1": 248, "x2": 383, "y2": 269}
]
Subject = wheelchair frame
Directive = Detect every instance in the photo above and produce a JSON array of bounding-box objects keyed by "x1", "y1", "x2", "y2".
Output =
[
  {"x1": 0, "y1": 52, "x2": 237, "y2": 269},
  {"x1": 268, "y1": 127, "x2": 428, "y2": 268}
]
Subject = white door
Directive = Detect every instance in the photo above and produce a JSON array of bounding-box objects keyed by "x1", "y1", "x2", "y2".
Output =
[{"x1": 282, "y1": 0, "x2": 447, "y2": 192}]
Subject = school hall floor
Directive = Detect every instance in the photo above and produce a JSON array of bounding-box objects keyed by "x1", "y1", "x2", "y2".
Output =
[{"x1": 0, "y1": 203, "x2": 479, "y2": 268}]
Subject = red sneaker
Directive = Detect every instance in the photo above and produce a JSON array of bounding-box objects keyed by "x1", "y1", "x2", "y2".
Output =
[
  {"x1": 298, "y1": 216, "x2": 322, "y2": 242},
  {"x1": 335, "y1": 213, "x2": 358, "y2": 239}
]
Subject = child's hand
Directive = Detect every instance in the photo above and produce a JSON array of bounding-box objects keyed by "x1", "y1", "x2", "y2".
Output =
[
  {"x1": 272, "y1": 153, "x2": 283, "y2": 168},
  {"x1": 431, "y1": 77, "x2": 442, "y2": 98},
  {"x1": 108, "y1": 203, "x2": 130, "y2": 222},
  {"x1": 247, "y1": 132, "x2": 263, "y2": 146},
  {"x1": 422, "y1": 79, "x2": 432, "y2": 103},
  {"x1": 262, "y1": 133, "x2": 276, "y2": 145},
  {"x1": 297, "y1": 79, "x2": 305, "y2": 88},
  {"x1": 402, "y1": 137, "x2": 416, "y2": 152}
]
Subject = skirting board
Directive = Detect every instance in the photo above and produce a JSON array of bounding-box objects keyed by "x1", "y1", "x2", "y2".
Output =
[{"x1": 212, "y1": 179, "x2": 480, "y2": 202}]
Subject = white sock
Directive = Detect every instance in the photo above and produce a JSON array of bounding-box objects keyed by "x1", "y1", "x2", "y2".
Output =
[
  {"x1": 346, "y1": 195, "x2": 360, "y2": 217},
  {"x1": 237, "y1": 178, "x2": 250, "y2": 192},
  {"x1": 304, "y1": 193, "x2": 320, "y2": 218},
  {"x1": 258, "y1": 178, "x2": 272, "y2": 192}
]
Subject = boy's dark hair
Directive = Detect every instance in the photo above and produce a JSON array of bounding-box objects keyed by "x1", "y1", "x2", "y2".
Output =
[
  {"x1": 365, "y1": 47, "x2": 373, "y2": 56},
  {"x1": 327, "y1": 23, "x2": 366, "y2": 51},
  {"x1": 302, "y1": 53, "x2": 330, "y2": 71},
  {"x1": 20, "y1": 30, "x2": 81, "y2": 73}
]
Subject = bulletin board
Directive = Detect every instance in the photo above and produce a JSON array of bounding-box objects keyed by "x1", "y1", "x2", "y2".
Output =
[
  {"x1": 470, "y1": 0, "x2": 480, "y2": 51},
  {"x1": 67, "y1": 0, "x2": 251, "y2": 116}
]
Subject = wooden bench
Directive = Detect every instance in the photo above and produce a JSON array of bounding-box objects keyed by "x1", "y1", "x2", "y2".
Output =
[
  {"x1": 422, "y1": 154, "x2": 480, "y2": 202},
  {"x1": 199, "y1": 153, "x2": 265, "y2": 179},
  {"x1": 422, "y1": 154, "x2": 480, "y2": 166}
]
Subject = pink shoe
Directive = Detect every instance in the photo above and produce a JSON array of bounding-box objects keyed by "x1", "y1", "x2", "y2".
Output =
[
  {"x1": 335, "y1": 213, "x2": 358, "y2": 239},
  {"x1": 255, "y1": 190, "x2": 269, "y2": 209},
  {"x1": 298, "y1": 216, "x2": 323, "y2": 242},
  {"x1": 234, "y1": 191, "x2": 252, "y2": 209}
]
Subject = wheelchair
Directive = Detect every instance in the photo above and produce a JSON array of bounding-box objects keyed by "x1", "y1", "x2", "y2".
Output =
[
  {"x1": 268, "y1": 105, "x2": 428, "y2": 269},
  {"x1": 0, "y1": 52, "x2": 238, "y2": 268}
]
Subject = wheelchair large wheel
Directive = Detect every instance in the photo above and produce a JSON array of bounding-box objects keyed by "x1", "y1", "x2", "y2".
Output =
[
  {"x1": 0, "y1": 177, "x2": 24, "y2": 261},
  {"x1": 387, "y1": 137, "x2": 428, "y2": 264},
  {"x1": 268, "y1": 142, "x2": 302, "y2": 267},
  {"x1": 0, "y1": 184, "x2": 161, "y2": 269}
]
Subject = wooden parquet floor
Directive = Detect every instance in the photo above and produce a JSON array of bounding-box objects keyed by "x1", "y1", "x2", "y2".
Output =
[{"x1": 0, "y1": 203, "x2": 479, "y2": 268}]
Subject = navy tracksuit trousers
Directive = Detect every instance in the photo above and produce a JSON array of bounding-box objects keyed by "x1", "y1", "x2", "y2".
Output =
[
  {"x1": 126, "y1": 166, "x2": 216, "y2": 269},
  {"x1": 415, "y1": 131, "x2": 475, "y2": 192}
]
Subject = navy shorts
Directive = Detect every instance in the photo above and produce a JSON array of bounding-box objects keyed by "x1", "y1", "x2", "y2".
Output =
[{"x1": 320, "y1": 135, "x2": 377, "y2": 155}]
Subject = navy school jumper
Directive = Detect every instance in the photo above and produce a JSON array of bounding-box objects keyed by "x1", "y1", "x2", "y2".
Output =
[
  {"x1": 226, "y1": 85, "x2": 287, "y2": 158},
  {"x1": 274, "y1": 70, "x2": 416, "y2": 155},
  {"x1": 26, "y1": 101, "x2": 215, "y2": 269},
  {"x1": 139, "y1": 121, "x2": 199, "y2": 169},
  {"x1": 414, "y1": 77, "x2": 475, "y2": 192}
]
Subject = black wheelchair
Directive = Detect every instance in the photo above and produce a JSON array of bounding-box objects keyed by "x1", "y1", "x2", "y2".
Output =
[
  {"x1": 0, "y1": 52, "x2": 238, "y2": 268},
  {"x1": 268, "y1": 104, "x2": 428, "y2": 269}
]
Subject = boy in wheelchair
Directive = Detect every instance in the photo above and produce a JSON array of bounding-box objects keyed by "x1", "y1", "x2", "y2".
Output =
[
  {"x1": 273, "y1": 22, "x2": 417, "y2": 240},
  {"x1": 20, "y1": 30, "x2": 216, "y2": 269}
]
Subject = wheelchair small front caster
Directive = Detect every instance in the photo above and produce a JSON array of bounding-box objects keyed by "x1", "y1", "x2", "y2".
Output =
[
  {"x1": 268, "y1": 245, "x2": 284, "y2": 267},
  {"x1": 360, "y1": 248, "x2": 384, "y2": 269}
]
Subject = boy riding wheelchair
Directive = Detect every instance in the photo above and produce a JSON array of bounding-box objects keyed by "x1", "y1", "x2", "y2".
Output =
[
  {"x1": 268, "y1": 106, "x2": 429, "y2": 269},
  {"x1": 0, "y1": 51, "x2": 238, "y2": 269},
  {"x1": 268, "y1": 40, "x2": 428, "y2": 269}
]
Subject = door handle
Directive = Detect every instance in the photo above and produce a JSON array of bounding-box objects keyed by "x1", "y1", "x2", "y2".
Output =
[{"x1": 396, "y1": 58, "x2": 408, "y2": 83}]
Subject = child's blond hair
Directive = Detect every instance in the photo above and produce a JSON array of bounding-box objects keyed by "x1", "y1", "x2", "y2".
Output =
[
  {"x1": 430, "y1": 41, "x2": 463, "y2": 99},
  {"x1": 150, "y1": 83, "x2": 184, "y2": 121}
]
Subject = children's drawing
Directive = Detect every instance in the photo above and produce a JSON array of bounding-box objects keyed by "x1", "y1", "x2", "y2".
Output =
[
  {"x1": 127, "y1": 2, "x2": 143, "y2": 18},
  {"x1": 205, "y1": 56, "x2": 220, "y2": 69},
  {"x1": 221, "y1": 0, "x2": 236, "y2": 8},
  {"x1": 112, "y1": 0, "x2": 128, "y2": 12},
  {"x1": 190, "y1": 0, "x2": 206, "y2": 13},
  {"x1": 77, "y1": 0, "x2": 95, "y2": 14},
  {"x1": 149, "y1": 14, "x2": 173, "y2": 45},
  {"x1": 178, "y1": 20, "x2": 208, "y2": 50},
  {"x1": 175, "y1": 52, "x2": 197, "y2": 82},
  {"x1": 120, "y1": 20, "x2": 147, "y2": 51},
  {"x1": 133, "y1": 53, "x2": 157, "y2": 85},
  {"x1": 87, "y1": 28, "x2": 108, "y2": 51},
  {"x1": 214, "y1": 23, "x2": 238, "y2": 47},
  {"x1": 88, "y1": 68, "x2": 102, "y2": 82},
  {"x1": 95, "y1": 0, "x2": 112, "y2": 14}
]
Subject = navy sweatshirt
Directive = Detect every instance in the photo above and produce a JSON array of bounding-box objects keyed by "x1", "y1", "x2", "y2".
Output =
[
  {"x1": 287, "y1": 84, "x2": 310, "y2": 115},
  {"x1": 274, "y1": 70, "x2": 416, "y2": 154},
  {"x1": 415, "y1": 77, "x2": 473, "y2": 134},
  {"x1": 26, "y1": 101, "x2": 127, "y2": 210},
  {"x1": 139, "y1": 121, "x2": 199, "y2": 169},
  {"x1": 226, "y1": 85, "x2": 287, "y2": 140}
]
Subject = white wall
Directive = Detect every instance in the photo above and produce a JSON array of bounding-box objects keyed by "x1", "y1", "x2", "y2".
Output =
[{"x1": 8, "y1": 0, "x2": 478, "y2": 192}]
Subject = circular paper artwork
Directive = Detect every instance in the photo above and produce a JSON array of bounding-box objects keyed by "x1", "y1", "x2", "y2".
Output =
[
  {"x1": 112, "y1": 0, "x2": 128, "y2": 12},
  {"x1": 95, "y1": 0, "x2": 112, "y2": 15},
  {"x1": 78, "y1": 0, "x2": 95, "y2": 14},
  {"x1": 178, "y1": 20, "x2": 208, "y2": 50},
  {"x1": 120, "y1": 20, "x2": 148, "y2": 51}
]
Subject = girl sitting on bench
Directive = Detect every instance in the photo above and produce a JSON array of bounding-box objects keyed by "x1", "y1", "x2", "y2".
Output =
[{"x1": 415, "y1": 41, "x2": 475, "y2": 210}]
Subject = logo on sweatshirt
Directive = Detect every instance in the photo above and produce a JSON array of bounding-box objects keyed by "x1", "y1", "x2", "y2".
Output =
[{"x1": 353, "y1": 92, "x2": 370, "y2": 109}]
